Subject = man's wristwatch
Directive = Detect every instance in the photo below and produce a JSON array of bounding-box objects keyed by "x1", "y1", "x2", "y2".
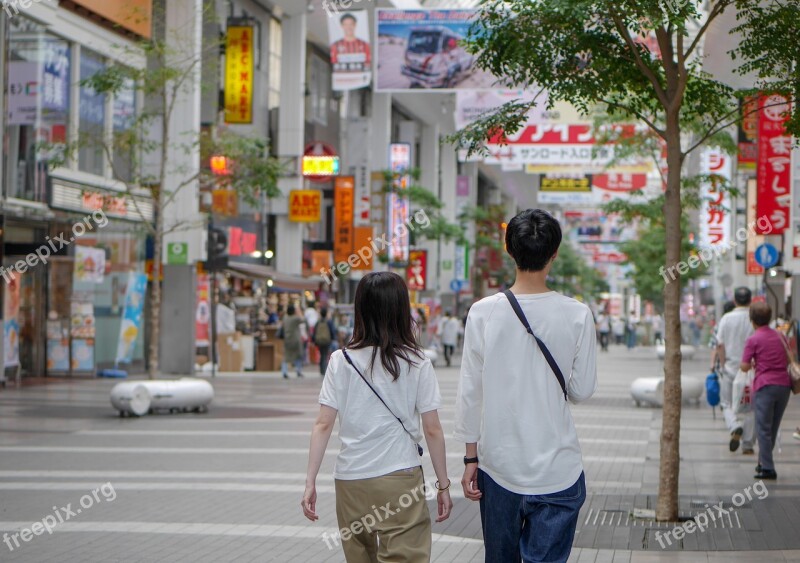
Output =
[{"x1": 464, "y1": 456, "x2": 479, "y2": 465}]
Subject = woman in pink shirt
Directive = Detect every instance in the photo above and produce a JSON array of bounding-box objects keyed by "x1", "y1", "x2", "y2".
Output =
[{"x1": 740, "y1": 302, "x2": 793, "y2": 480}]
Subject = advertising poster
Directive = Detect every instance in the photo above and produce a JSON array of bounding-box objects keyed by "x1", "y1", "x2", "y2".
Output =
[
  {"x1": 195, "y1": 274, "x2": 210, "y2": 348},
  {"x1": 406, "y1": 250, "x2": 428, "y2": 291},
  {"x1": 328, "y1": 10, "x2": 372, "y2": 90},
  {"x1": 115, "y1": 273, "x2": 147, "y2": 365},
  {"x1": 4, "y1": 275, "x2": 21, "y2": 368},
  {"x1": 7, "y1": 62, "x2": 38, "y2": 126},
  {"x1": 71, "y1": 339, "x2": 95, "y2": 372},
  {"x1": 43, "y1": 40, "x2": 71, "y2": 114},
  {"x1": 376, "y1": 9, "x2": 496, "y2": 92},
  {"x1": 455, "y1": 89, "x2": 553, "y2": 131},
  {"x1": 756, "y1": 94, "x2": 792, "y2": 234},
  {"x1": 74, "y1": 246, "x2": 106, "y2": 283}
]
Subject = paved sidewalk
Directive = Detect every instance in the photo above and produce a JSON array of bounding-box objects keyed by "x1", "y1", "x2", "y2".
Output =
[{"x1": 0, "y1": 344, "x2": 798, "y2": 562}]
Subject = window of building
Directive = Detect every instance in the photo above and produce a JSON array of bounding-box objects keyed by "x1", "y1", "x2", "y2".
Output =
[
  {"x1": 268, "y1": 17, "x2": 282, "y2": 110},
  {"x1": 78, "y1": 49, "x2": 107, "y2": 176},
  {"x1": 5, "y1": 19, "x2": 71, "y2": 202},
  {"x1": 307, "y1": 53, "x2": 330, "y2": 126},
  {"x1": 112, "y1": 77, "x2": 137, "y2": 183}
]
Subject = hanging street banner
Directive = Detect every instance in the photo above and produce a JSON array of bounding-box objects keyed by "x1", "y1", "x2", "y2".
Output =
[
  {"x1": 334, "y1": 177, "x2": 355, "y2": 263},
  {"x1": 746, "y1": 179, "x2": 765, "y2": 275},
  {"x1": 756, "y1": 93, "x2": 792, "y2": 234},
  {"x1": 376, "y1": 9, "x2": 496, "y2": 92},
  {"x1": 329, "y1": 10, "x2": 372, "y2": 90},
  {"x1": 195, "y1": 274, "x2": 210, "y2": 348},
  {"x1": 224, "y1": 23, "x2": 254, "y2": 124},
  {"x1": 406, "y1": 249, "x2": 428, "y2": 291},
  {"x1": 738, "y1": 95, "x2": 758, "y2": 171},
  {"x1": 698, "y1": 149, "x2": 733, "y2": 249}
]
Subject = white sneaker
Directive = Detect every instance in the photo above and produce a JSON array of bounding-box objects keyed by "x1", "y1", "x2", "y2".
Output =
[{"x1": 793, "y1": 428, "x2": 800, "y2": 441}]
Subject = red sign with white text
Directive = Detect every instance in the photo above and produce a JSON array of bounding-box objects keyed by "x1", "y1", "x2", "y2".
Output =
[
  {"x1": 756, "y1": 94, "x2": 792, "y2": 234},
  {"x1": 406, "y1": 250, "x2": 427, "y2": 291}
]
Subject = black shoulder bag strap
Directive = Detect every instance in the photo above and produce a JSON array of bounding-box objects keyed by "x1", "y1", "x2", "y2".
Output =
[
  {"x1": 502, "y1": 290, "x2": 568, "y2": 401},
  {"x1": 341, "y1": 349, "x2": 423, "y2": 456}
]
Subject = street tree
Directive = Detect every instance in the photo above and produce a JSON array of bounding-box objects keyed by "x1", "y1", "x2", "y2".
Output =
[
  {"x1": 51, "y1": 7, "x2": 283, "y2": 378},
  {"x1": 454, "y1": 0, "x2": 799, "y2": 520}
]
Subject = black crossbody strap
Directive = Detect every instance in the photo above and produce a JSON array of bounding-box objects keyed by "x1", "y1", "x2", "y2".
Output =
[
  {"x1": 502, "y1": 290, "x2": 568, "y2": 401},
  {"x1": 341, "y1": 349, "x2": 423, "y2": 456}
]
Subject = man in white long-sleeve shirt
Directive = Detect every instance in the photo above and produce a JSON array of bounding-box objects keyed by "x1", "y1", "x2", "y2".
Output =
[{"x1": 454, "y1": 209, "x2": 597, "y2": 563}]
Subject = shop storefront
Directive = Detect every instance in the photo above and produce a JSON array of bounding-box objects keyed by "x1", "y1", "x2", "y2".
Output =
[{"x1": 2, "y1": 5, "x2": 152, "y2": 380}]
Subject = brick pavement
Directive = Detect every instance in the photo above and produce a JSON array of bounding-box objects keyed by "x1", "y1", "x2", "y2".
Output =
[{"x1": 0, "y1": 344, "x2": 799, "y2": 562}]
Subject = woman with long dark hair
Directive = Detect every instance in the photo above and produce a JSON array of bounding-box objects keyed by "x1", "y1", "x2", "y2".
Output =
[{"x1": 302, "y1": 272, "x2": 452, "y2": 562}]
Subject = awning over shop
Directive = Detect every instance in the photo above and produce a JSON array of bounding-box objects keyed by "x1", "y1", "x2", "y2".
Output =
[{"x1": 226, "y1": 262, "x2": 323, "y2": 291}]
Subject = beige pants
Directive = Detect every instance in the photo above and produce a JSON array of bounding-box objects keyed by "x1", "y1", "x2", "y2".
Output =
[{"x1": 334, "y1": 466, "x2": 431, "y2": 563}]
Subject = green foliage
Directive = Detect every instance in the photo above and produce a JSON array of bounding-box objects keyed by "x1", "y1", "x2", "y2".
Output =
[
  {"x1": 548, "y1": 242, "x2": 610, "y2": 299},
  {"x1": 609, "y1": 196, "x2": 705, "y2": 306},
  {"x1": 733, "y1": 0, "x2": 800, "y2": 136},
  {"x1": 451, "y1": 0, "x2": 797, "y2": 158}
]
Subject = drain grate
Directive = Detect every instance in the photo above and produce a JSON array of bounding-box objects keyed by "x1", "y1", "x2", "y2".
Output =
[{"x1": 583, "y1": 508, "x2": 742, "y2": 529}]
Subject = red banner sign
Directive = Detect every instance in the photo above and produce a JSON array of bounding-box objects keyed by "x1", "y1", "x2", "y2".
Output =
[
  {"x1": 756, "y1": 94, "x2": 792, "y2": 234},
  {"x1": 406, "y1": 250, "x2": 427, "y2": 291}
]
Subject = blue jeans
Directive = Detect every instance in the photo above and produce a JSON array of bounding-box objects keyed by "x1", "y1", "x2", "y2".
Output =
[{"x1": 478, "y1": 470, "x2": 585, "y2": 563}]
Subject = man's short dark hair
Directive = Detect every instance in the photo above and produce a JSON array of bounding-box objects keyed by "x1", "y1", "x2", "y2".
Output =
[
  {"x1": 749, "y1": 302, "x2": 771, "y2": 327},
  {"x1": 734, "y1": 287, "x2": 752, "y2": 306},
  {"x1": 723, "y1": 301, "x2": 736, "y2": 315},
  {"x1": 505, "y1": 209, "x2": 562, "y2": 272},
  {"x1": 340, "y1": 13, "x2": 356, "y2": 24}
]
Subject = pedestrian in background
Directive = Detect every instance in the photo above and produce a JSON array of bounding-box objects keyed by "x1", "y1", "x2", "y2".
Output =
[
  {"x1": 438, "y1": 310, "x2": 460, "y2": 367},
  {"x1": 625, "y1": 312, "x2": 637, "y2": 349},
  {"x1": 313, "y1": 308, "x2": 336, "y2": 377},
  {"x1": 455, "y1": 209, "x2": 597, "y2": 563},
  {"x1": 596, "y1": 309, "x2": 611, "y2": 352},
  {"x1": 716, "y1": 288, "x2": 755, "y2": 453},
  {"x1": 740, "y1": 302, "x2": 793, "y2": 480},
  {"x1": 652, "y1": 312, "x2": 664, "y2": 344},
  {"x1": 612, "y1": 316, "x2": 625, "y2": 345},
  {"x1": 281, "y1": 305, "x2": 306, "y2": 379},
  {"x1": 302, "y1": 272, "x2": 452, "y2": 562},
  {"x1": 709, "y1": 301, "x2": 735, "y2": 372}
]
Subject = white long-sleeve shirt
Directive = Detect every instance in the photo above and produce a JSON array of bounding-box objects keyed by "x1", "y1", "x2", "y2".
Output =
[{"x1": 454, "y1": 291, "x2": 598, "y2": 495}]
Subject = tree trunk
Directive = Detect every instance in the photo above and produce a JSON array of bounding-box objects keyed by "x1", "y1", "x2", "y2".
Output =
[
  {"x1": 655, "y1": 112, "x2": 684, "y2": 521},
  {"x1": 148, "y1": 206, "x2": 163, "y2": 379}
]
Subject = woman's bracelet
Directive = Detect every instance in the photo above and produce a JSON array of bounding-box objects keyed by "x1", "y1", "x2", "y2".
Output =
[{"x1": 435, "y1": 479, "x2": 451, "y2": 493}]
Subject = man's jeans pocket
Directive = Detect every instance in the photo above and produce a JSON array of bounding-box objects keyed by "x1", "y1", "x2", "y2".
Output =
[{"x1": 533, "y1": 472, "x2": 585, "y2": 503}]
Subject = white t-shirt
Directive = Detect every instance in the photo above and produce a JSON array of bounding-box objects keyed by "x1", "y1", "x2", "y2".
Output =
[
  {"x1": 319, "y1": 347, "x2": 442, "y2": 480},
  {"x1": 439, "y1": 317, "x2": 460, "y2": 346},
  {"x1": 715, "y1": 307, "x2": 753, "y2": 379},
  {"x1": 454, "y1": 291, "x2": 598, "y2": 495}
]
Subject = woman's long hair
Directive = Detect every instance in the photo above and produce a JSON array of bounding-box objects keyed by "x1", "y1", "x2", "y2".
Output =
[{"x1": 347, "y1": 272, "x2": 424, "y2": 381}]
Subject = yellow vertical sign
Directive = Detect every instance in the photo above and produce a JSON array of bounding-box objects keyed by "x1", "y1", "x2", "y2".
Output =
[{"x1": 225, "y1": 25, "x2": 254, "y2": 124}]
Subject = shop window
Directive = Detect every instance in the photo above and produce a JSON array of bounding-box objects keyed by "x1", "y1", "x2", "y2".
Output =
[
  {"x1": 5, "y1": 19, "x2": 71, "y2": 203},
  {"x1": 268, "y1": 18, "x2": 282, "y2": 110},
  {"x1": 78, "y1": 49, "x2": 107, "y2": 176},
  {"x1": 112, "y1": 77, "x2": 137, "y2": 183}
]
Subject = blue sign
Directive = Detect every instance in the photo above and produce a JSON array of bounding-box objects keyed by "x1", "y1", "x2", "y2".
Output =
[
  {"x1": 450, "y1": 279, "x2": 464, "y2": 292},
  {"x1": 755, "y1": 243, "x2": 780, "y2": 269}
]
